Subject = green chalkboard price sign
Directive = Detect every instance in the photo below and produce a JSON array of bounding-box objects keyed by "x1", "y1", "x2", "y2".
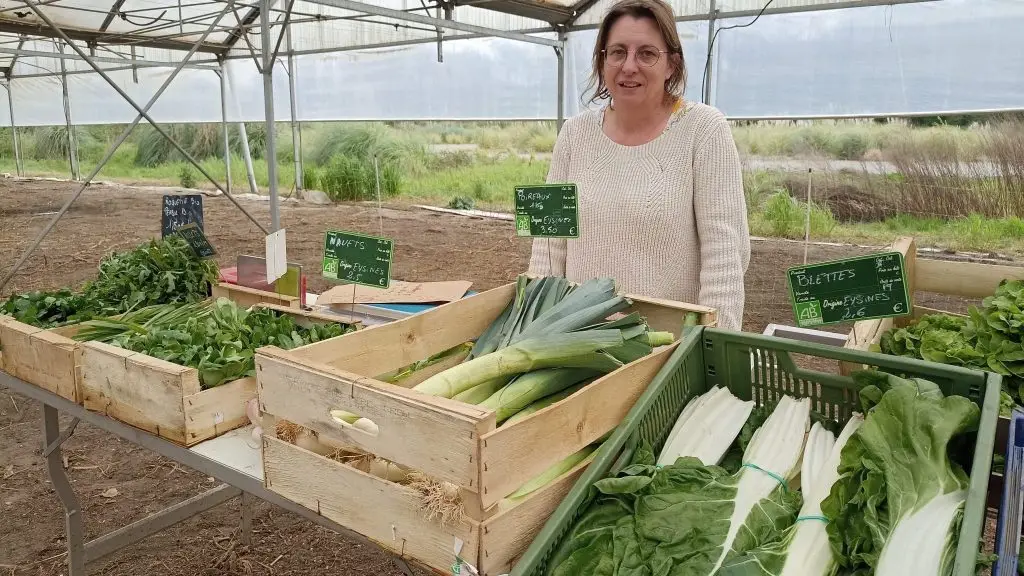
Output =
[
  {"x1": 514, "y1": 184, "x2": 579, "y2": 238},
  {"x1": 787, "y1": 252, "x2": 911, "y2": 328},
  {"x1": 175, "y1": 222, "x2": 216, "y2": 258},
  {"x1": 322, "y1": 230, "x2": 393, "y2": 288}
]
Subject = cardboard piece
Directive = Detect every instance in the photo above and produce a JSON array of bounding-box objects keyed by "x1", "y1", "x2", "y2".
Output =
[{"x1": 318, "y1": 280, "x2": 472, "y2": 305}]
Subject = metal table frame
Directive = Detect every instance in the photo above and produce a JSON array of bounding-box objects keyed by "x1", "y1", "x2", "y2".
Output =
[{"x1": 2, "y1": 370, "x2": 420, "y2": 576}]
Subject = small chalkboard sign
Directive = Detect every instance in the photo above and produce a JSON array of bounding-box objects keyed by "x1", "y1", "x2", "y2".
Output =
[
  {"x1": 162, "y1": 194, "x2": 204, "y2": 238},
  {"x1": 787, "y1": 252, "x2": 911, "y2": 328},
  {"x1": 322, "y1": 230, "x2": 393, "y2": 288},
  {"x1": 514, "y1": 184, "x2": 579, "y2": 238},
  {"x1": 175, "y1": 222, "x2": 216, "y2": 258}
]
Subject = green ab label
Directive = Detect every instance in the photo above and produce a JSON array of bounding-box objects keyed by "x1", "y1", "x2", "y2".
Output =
[
  {"x1": 795, "y1": 301, "x2": 823, "y2": 326},
  {"x1": 515, "y1": 215, "x2": 532, "y2": 236}
]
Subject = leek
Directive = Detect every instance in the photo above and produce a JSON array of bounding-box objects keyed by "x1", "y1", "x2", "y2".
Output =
[
  {"x1": 412, "y1": 330, "x2": 626, "y2": 398},
  {"x1": 478, "y1": 368, "x2": 599, "y2": 423},
  {"x1": 503, "y1": 382, "x2": 588, "y2": 426},
  {"x1": 452, "y1": 377, "x2": 508, "y2": 404},
  {"x1": 504, "y1": 443, "x2": 599, "y2": 502}
]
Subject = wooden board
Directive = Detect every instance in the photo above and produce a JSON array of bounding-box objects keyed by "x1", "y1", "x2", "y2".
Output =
[
  {"x1": 478, "y1": 453, "x2": 593, "y2": 575},
  {"x1": 0, "y1": 316, "x2": 81, "y2": 403},
  {"x1": 212, "y1": 282, "x2": 301, "y2": 309},
  {"x1": 262, "y1": 435, "x2": 480, "y2": 574},
  {"x1": 256, "y1": 347, "x2": 493, "y2": 489}
]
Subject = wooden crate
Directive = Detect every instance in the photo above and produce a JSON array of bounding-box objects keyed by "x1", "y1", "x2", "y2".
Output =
[
  {"x1": 256, "y1": 281, "x2": 716, "y2": 574},
  {"x1": 841, "y1": 236, "x2": 1024, "y2": 374},
  {"x1": 0, "y1": 283, "x2": 305, "y2": 404},
  {"x1": 79, "y1": 304, "x2": 359, "y2": 447},
  {"x1": 0, "y1": 315, "x2": 82, "y2": 402}
]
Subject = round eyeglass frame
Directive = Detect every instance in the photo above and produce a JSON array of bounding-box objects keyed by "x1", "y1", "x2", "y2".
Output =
[{"x1": 601, "y1": 46, "x2": 671, "y2": 68}]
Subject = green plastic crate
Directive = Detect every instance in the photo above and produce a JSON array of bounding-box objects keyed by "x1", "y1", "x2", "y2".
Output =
[{"x1": 510, "y1": 326, "x2": 1001, "y2": 576}]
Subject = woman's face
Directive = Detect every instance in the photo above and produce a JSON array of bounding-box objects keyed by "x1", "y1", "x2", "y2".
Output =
[{"x1": 603, "y1": 15, "x2": 672, "y2": 110}]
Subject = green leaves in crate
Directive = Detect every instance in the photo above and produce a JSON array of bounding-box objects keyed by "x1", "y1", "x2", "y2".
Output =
[
  {"x1": 1, "y1": 235, "x2": 218, "y2": 329},
  {"x1": 878, "y1": 279, "x2": 1024, "y2": 414},
  {"x1": 76, "y1": 298, "x2": 352, "y2": 389}
]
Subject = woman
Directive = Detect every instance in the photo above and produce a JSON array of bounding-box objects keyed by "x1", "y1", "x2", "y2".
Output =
[{"x1": 527, "y1": 0, "x2": 750, "y2": 331}]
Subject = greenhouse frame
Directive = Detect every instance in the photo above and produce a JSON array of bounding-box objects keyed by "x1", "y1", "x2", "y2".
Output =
[{"x1": 0, "y1": 0, "x2": 1020, "y2": 271}]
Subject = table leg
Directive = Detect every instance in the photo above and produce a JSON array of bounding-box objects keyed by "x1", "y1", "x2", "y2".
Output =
[
  {"x1": 42, "y1": 404, "x2": 85, "y2": 575},
  {"x1": 240, "y1": 491, "x2": 253, "y2": 545}
]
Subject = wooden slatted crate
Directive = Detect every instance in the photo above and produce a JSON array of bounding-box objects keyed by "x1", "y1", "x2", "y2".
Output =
[
  {"x1": 256, "y1": 280, "x2": 716, "y2": 574},
  {"x1": 841, "y1": 236, "x2": 1024, "y2": 374},
  {"x1": 0, "y1": 284, "x2": 310, "y2": 406},
  {"x1": 78, "y1": 304, "x2": 359, "y2": 447}
]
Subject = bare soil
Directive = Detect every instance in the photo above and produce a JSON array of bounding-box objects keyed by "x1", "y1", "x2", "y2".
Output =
[{"x1": 0, "y1": 177, "x2": 998, "y2": 575}]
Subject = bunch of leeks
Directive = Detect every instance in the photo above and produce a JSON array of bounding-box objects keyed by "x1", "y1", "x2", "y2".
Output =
[{"x1": 412, "y1": 275, "x2": 675, "y2": 425}]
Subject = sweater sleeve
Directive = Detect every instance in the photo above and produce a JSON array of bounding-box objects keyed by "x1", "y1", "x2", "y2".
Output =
[
  {"x1": 692, "y1": 114, "x2": 751, "y2": 332},
  {"x1": 527, "y1": 120, "x2": 571, "y2": 277}
]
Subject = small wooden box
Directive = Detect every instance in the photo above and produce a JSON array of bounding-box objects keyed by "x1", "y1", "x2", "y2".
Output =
[
  {"x1": 256, "y1": 281, "x2": 716, "y2": 574},
  {"x1": 79, "y1": 305, "x2": 358, "y2": 447},
  {"x1": 0, "y1": 316, "x2": 81, "y2": 402}
]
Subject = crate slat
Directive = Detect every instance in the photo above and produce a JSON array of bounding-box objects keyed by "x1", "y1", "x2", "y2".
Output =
[{"x1": 262, "y1": 435, "x2": 480, "y2": 572}]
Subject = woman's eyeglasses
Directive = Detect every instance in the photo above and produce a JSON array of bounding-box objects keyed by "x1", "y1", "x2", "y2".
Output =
[{"x1": 602, "y1": 45, "x2": 670, "y2": 67}]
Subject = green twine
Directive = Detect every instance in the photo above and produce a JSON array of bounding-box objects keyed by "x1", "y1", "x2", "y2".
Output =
[
  {"x1": 796, "y1": 515, "x2": 830, "y2": 524},
  {"x1": 741, "y1": 462, "x2": 788, "y2": 492}
]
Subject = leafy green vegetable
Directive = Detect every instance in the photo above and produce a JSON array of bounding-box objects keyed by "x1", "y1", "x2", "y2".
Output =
[
  {"x1": 93, "y1": 299, "x2": 352, "y2": 389},
  {"x1": 878, "y1": 279, "x2": 1024, "y2": 415},
  {"x1": 820, "y1": 374, "x2": 980, "y2": 576},
  {"x1": 547, "y1": 443, "x2": 802, "y2": 576},
  {"x1": 1, "y1": 235, "x2": 218, "y2": 329}
]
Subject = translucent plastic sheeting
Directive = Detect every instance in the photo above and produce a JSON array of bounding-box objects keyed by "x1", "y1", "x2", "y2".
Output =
[{"x1": 1, "y1": 0, "x2": 1022, "y2": 127}]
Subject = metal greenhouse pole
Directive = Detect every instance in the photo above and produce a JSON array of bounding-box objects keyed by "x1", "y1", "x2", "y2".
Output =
[
  {"x1": 556, "y1": 29, "x2": 566, "y2": 132},
  {"x1": 218, "y1": 64, "x2": 233, "y2": 194},
  {"x1": 260, "y1": 0, "x2": 281, "y2": 231},
  {"x1": 2, "y1": 80, "x2": 23, "y2": 176},
  {"x1": 57, "y1": 41, "x2": 81, "y2": 180},
  {"x1": 0, "y1": 1, "x2": 257, "y2": 294},
  {"x1": 286, "y1": 26, "x2": 303, "y2": 191}
]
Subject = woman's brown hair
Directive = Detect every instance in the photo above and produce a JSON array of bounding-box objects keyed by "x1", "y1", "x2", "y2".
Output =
[{"x1": 585, "y1": 0, "x2": 687, "y2": 106}]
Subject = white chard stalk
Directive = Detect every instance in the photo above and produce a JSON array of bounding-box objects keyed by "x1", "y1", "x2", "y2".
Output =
[
  {"x1": 779, "y1": 414, "x2": 864, "y2": 576},
  {"x1": 710, "y1": 395, "x2": 811, "y2": 574},
  {"x1": 657, "y1": 386, "x2": 755, "y2": 467}
]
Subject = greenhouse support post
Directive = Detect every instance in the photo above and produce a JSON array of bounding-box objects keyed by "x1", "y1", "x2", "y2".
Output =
[
  {"x1": 57, "y1": 42, "x2": 81, "y2": 181},
  {"x1": 286, "y1": 26, "x2": 302, "y2": 191},
  {"x1": 3, "y1": 81, "x2": 23, "y2": 176},
  {"x1": 261, "y1": 0, "x2": 281, "y2": 231},
  {"x1": 556, "y1": 29, "x2": 565, "y2": 132},
  {"x1": 10, "y1": 0, "x2": 267, "y2": 235},
  {"x1": 703, "y1": 0, "x2": 716, "y2": 106},
  {"x1": 0, "y1": 0, "x2": 260, "y2": 294},
  {"x1": 218, "y1": 65, "x2": 232, "y2": 195},
  {"x1": 237, "y1": 121, "x2": 259, "y2": 194}
]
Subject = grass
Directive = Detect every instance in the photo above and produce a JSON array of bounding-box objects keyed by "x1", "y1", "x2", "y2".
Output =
[{"x1": 3, "y1": 116, "x2": 1024, "y2": 255}]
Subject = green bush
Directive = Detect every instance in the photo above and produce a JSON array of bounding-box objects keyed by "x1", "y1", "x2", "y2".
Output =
[
  {"x1": 302, "y1": 165, "x2": 321, "y2": 191},
  {"x1": 319, "y1": 154, "x2": 401, "y2": 201},
  {"x1": 178, "y1": 165, "x2": 197, "y2": 188},
  {"x1": 835, "y1": 133, "x2": 868, "y2": 160},
  {"x1": 759, "y1": 190, "x2": 837, "y2": 238}
]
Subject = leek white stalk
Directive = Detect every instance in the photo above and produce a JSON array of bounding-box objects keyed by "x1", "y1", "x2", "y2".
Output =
[
  {"x1": 657, "y1": 386, "x2": 755, "y2": 467},
  {"x1": 709, "y1": 395, "x2": 811, "y2": 574},
  {"x1": 412, "y1": 330, "x2": 625, "y2": 398},
  {"x1": 478, "y1": 368, "x2": 598, "y2": 423}
]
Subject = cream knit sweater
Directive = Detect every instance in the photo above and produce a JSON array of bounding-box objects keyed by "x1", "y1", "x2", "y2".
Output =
[{"x1": 527, "y1": 101, "x2": 751, "y2": 331}]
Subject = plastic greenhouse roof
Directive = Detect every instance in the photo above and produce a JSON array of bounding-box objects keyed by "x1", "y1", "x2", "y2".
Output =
[{"x1": 0, "y1": 0, "x2": 936, "y2": 77}]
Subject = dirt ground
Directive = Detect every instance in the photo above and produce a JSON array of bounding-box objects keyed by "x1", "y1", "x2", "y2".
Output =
[{"x1": 0, "y1": 177, "x2": 1004, "y2": 575}]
